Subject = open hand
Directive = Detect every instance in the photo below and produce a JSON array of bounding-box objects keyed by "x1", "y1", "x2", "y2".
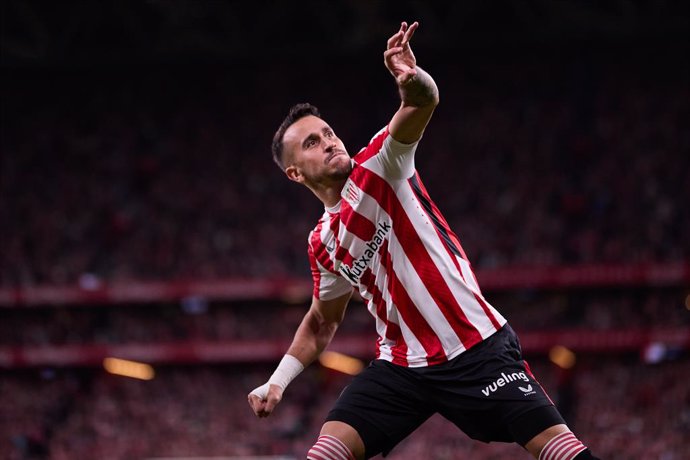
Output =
[{"x1": 384, "y1": 21, "x2": 419, "y2": 86}]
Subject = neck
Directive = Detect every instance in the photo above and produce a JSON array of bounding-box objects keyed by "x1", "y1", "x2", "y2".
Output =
[{"x1": 311, "y1": 179, "x2": 347, "y2": 208}]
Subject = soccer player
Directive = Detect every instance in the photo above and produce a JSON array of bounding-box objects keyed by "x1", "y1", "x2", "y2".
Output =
[{"x1": 248, "y1": 21, "x2": 599, "y2": 460}]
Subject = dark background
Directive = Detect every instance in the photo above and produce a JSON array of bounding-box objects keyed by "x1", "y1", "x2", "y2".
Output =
[{"x1": 1, "y1": 2, "x2": 690, "y2": 459}]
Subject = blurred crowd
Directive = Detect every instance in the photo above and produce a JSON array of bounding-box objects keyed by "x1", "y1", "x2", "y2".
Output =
[
  {"x1": 2, "y1": 356, "x2": 689, "y2": 460},
  {"x1": 2, "y1": 288, "x2": 687, "y2": 347},
  {"x1": 2, "y1": 42, "x2": 688, "y2": 460},
  {"x1": 3, "y1": 6, "x2": 689, "y2": 460},
  {"x1": 2, "y1": 53, "x2": 688, "y2": 287}
]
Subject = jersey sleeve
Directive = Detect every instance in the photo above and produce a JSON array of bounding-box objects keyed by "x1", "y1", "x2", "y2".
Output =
[
  {"x1": 308, "y1": 234, "x2": 353, "y2": 301},
  {"x1": 354, "y1": 126, "x2": 419, "y2": 180}
]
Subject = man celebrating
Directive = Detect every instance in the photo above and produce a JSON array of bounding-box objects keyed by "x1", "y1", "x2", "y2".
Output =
[{"x1": 248, "y1": 21, "x2": 599, "y2": 460}]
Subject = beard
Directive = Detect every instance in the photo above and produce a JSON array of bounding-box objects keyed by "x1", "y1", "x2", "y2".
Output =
[
  {"x1": 322, "y1": 153, "x2": 353, "y2": 182},
  {"x1": 300, "y1": 154, "x2": 353, "y2": 190},
  {"x1": 329, "y1": 157, "x2": 353, "y2": 181}
]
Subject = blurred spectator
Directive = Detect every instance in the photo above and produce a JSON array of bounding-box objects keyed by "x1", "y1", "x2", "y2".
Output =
[
  {"x1": 2, "y1": 356, "x2": 688, "y2": 459},
  {"x1": 1, "y1": 288, "x2": 687, "y2": 347},
  {"x1": 2, "y1": 53, "x2": 688, "y2": 287}
]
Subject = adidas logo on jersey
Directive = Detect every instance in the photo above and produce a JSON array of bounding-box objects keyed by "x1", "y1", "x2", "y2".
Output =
[{"x1": 481, "y1": 371, "x2": 533, "y2": 397}]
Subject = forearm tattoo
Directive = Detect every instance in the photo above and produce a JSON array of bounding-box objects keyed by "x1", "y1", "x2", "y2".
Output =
[{"x1": 399, "y1": 66, "x2": 439, "y2": 107}]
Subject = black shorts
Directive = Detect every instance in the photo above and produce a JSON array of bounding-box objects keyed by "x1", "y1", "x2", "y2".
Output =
[{"x1": 325, "y1": 324, "x2": 564, "y2": 458}]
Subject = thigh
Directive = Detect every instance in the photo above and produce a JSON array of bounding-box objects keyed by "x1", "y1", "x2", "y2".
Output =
[
  {"x1": 426, "y1": 325, "x2": 562, "y2": 443},
  {"x1": 325, "y1": 359, "x2": 434, "y2": 458}
]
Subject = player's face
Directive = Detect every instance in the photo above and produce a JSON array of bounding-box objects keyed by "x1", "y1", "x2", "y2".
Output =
[{"x1": 283, "y1": 115, "x2": 351, "y2": 186}]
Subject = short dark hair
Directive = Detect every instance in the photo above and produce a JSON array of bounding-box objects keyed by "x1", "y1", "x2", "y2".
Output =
[{"x1": 271, "y1": 103, "x2": 321, "y2": 170}]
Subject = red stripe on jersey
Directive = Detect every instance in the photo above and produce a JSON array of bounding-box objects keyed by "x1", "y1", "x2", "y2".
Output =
[
  {"x1": 310, "y1": 220, "x2": 335, "y2": 273},
  {"x1": 334, "y1": 201, "x2": 377, "y2": 268},
  {"x1": 408, "y1": 174, "x2": 468, "y2": 278},
  {"x1": 472, "y1": 292, "x2": 502, "y2": 330},
  {"x1": 352, "y1": 167, "x2": 483, "y2": 351},
  {"x1": 328, "y1": 212, "x2": 341, "y2": 242},
  {"x1": 352, "y1": 127, "x2": 389, "y2": 164},
  {"x1": 340, "y1": 202, "x2": 377, "y2": 242},
  {"x1": 307, "y1": 241, "x2": 322, "y2": 299},
  {"x1": 359, "y1": 270, "x2": 383, "y2": 360},
  {"x1": 410, "y1": 178, "x2": 501, "y2": 330},
  {"x1": 360, "y1": 268, "x2": 408, "y2": 366},
  {"x1": 409, "y1": 178, "x2": 501, "y2": 331},
  {"x1": 410, "y1": 173, "x2": 469, "y2": 261},
  {"x1": 380, "y1": 240, "x2": 446, "y2": 365},
  {"x1": 327, "y1": 212, "x2": 354, "y2": 267},
  {"x1": 360, "y1": 272, "x2": 383, "y2": 359}
]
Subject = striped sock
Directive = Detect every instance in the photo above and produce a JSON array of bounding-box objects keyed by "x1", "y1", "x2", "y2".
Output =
[
  {"x1": 307, "y1": 434, "x2": 356, "y2": 460},
  {"x1": 539, "y1": 431, "x2": 587, "y2": 460}
]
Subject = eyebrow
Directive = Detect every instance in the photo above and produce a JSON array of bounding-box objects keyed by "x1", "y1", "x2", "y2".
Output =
[
  {"x1": 301, "y1": 133, "x2": 319, "y2": 150},
  {"x1": 301, "y1": 127, "x2": 332, "y2": 149}
]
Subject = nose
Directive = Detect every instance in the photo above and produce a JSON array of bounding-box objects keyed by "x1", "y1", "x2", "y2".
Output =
[{"x1": 324, "y1": 138, "x2": 337, "y2": 152}]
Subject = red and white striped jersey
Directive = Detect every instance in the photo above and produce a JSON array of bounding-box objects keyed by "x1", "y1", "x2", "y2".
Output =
[{"x1": 308, "y1": 126, "x2": 506, "y2": 367}]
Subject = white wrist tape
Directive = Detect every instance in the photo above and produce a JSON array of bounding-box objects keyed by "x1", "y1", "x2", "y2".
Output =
[
  {"x1": 249, "y1": 382, "x2": 271, "y2": 399},
  {"x1": 249, "y1": 355, "x2": 304, "y2": 399},
  {"x1": 267, "y1": 354, "x2": 304, "y2": 391}
]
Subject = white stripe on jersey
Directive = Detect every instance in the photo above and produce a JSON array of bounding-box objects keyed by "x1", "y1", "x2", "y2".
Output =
[
  {"x1": 385, "y1": 179, "x2": 505, "y2": 340},
  {"x1": 335, "y1": 184, "x2": 382, "y2": 266},
  {"x1": 359, "y1": 155, "x2": 504, "y2": 342},
  {"x1": 309, "y1": 214, "x2": 352, "y2": 301},
  {"x1": 395, "y1": 311, "x2": 429, "y2": 367},
  {"x1": 456, "y1": 256, "x2": 504, "y2": 339},
  {"x1": 308, "y1": 127, "x2": 506, "y2": 366},
  {"x1": 369, "y1": 256, "x2": 429, "y2": 366},
  {"x1": 360, "y1": 289, "x2": 394, "y2": 362},
  {"x1": 387, "y1": 230, "x2": 466, "y2": 362},
  {"x1": 341, "y1": 183, "x2": 458, "y2": 365},
  {"x1": 342, "y1": 182, "x2": 466, "y2": 365}
]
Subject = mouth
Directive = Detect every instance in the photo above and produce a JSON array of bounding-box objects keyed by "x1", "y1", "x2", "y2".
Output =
[{"x1": 326, "y1": 150, "x2": 347, "y2": 164}]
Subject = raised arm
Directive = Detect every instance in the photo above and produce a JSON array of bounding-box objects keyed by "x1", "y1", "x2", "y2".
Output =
[
  {"x1": 384, "y1": 21, "x2": 440, "y2": 145},
  {"x1": 247, "y1": 291, "x2": 352, "y2": 417}
]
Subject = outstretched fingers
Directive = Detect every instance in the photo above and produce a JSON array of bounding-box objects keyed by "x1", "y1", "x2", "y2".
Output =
[
  {"x1": 388, "y1": 22, "x2": 407, "y2": 49},
  {"x1": 400, "y1": 21, "x2": 418, "y2": 48},
  {"x1": 387, "y1": 21, "x2": 418, "y2": 51},
  {"x1": 386, "y1": 29, "x2": 404, "y2": 50}
]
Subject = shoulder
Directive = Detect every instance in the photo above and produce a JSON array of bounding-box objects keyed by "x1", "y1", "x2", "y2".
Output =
[
  {"x1": 308, "y1": 212, "x2": 327, "y2": 239},
  {"x1": 352, "y1": 126, "x2": 390, "y2": 164},
  {"x1": 308, "y1": 210, "x2": 335, "y2": 249},
  {"x1": 352, "y1": 125, "x2": 419, "y2": 181}
]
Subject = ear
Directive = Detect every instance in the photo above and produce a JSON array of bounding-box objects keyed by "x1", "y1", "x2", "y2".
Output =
[{"x1": 285, "y1": 165, "x2": 303, "y2": 183}]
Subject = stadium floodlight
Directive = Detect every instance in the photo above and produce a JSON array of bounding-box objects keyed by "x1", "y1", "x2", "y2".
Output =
[
  {"x1": 103, "y1": 357, "x2": 155, "y2": 380},
  {"x1": 318, "y1": 350, "x2": 364, "y2": 375}
]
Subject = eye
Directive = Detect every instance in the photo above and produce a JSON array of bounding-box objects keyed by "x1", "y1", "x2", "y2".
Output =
[
  {"x1": 325, "y1": 130, "x2": 334, "y2": 138},
  {"x1": 306, "y1": 138, "x2": 317, "y2": 148}
]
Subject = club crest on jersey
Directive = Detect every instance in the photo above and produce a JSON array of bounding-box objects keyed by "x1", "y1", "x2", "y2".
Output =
[{"x1": 342, "y1": 179, "x2": 361, "y2": 206}]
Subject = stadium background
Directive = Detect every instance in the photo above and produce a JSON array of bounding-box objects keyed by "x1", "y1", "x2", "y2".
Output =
[{"x1": 1, "y1": 1, "x2": 689, "y2": 459}]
